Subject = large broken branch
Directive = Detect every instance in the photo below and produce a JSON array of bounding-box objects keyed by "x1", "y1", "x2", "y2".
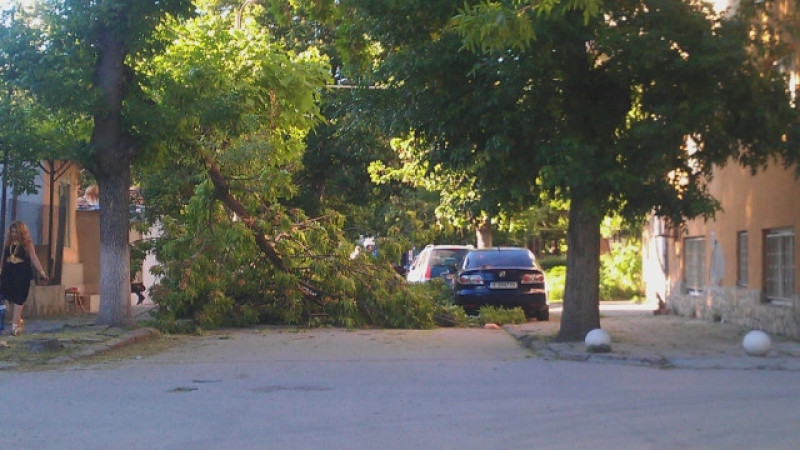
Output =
[{"x1": 201, "y1": 151, "x2": 291, "y2": 274}]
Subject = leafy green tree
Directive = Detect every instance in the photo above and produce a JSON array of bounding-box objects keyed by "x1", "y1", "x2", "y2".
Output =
[
  {"x1": 132, "y1": 3, "x2": 454, "y2": 330},
  {"x1": 0, "y1": 59, "x2": 84, "y2": 271},
  {"x1": 0, "y1": 87, "x2": 51, "y2": 200},
  {"x1": 0, "y1": 0, "x2": 195, "y2": 326},
  {"x1": 228, "y1": 0, "x2": 471, "y2": 245},
  {"x1": 333, "y1": 0, "x2": 800, "y2": 341}
]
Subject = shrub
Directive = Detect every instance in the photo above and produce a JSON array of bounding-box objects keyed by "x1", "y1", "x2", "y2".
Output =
[
  {"x1": 544, "y1": 241, "x2": 643, "y2": 302},
  {"x1": 545, "y1": 265, "x2": 565, "y2": 302},
  {"x1": 599, "y1": 241, "x2": 644, "y2": 301},
  {"x1": 538, "y1": 255, "x2": 567, "y2": 271}
]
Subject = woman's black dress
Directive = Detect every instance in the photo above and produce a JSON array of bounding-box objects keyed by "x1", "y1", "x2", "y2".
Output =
[{"x1": 0, "y1": 244, "x2": 33, "y2": 305}]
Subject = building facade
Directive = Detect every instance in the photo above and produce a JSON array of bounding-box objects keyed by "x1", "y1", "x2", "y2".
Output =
[
  {"x1": 643, "y1": 162, "x2": 800, "y2": 338},
  {"x1": 643, "y1": 0, "x2": 799, "y2": 338}
]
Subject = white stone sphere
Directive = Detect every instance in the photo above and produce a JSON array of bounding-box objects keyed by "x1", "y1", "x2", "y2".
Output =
[
  {"x1": 742, "y1": 330, "x2": 771, "y2": 357},
  {"x1": 585, "y1": 329, "x2": 612, "y2": 352}
]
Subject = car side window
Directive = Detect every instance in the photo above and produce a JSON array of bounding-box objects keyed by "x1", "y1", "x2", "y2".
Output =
[
  {"x1": 463, "y1": 253, "x2": 475, "y2": 268},
  {"x1": 411, "y1": 249, "x2": 428, "y2": 271}
]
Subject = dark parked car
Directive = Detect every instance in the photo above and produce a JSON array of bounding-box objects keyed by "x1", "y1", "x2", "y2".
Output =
[{"x1": 453, "y1": 247, "x2": 549, "y2": 321}]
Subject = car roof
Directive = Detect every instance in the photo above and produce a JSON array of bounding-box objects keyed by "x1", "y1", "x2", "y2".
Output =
[
  {"x1": 424, "y1": 244, "x2": 473, "y2": 250},
  {"x1": 466, "y1": 247, "x2": 531, "y2": 252}
]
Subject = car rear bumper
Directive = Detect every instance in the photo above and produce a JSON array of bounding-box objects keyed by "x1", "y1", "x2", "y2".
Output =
[{"x1": 454, "y1": 288, "x2": 547, "y2": 313}]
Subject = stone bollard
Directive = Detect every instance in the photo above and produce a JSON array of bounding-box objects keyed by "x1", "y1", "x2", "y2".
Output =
[
  {"x1": 585, "y1": 329, "x2": 612, "y2": 353},
  {"x1": 742, "y1": 330, "x2": 771, "y2": 357}
]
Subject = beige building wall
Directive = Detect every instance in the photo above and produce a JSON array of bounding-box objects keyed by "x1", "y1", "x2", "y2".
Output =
[
  {"x1": 37, "y1": 162, "x2": 86, "y2": 288},
  {"x1": 675, "y1": 162, "x2": 800, "y2": 292},
  {"x1": 647, "y1": 0, "x2": 800, "y2": 337},
  {"x1": 644, "y1": 160, "x2": 800, "y2": 337}
]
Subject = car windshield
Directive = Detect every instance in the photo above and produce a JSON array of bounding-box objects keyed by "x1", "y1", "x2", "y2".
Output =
[
  {"x1": 430, "y1": 249, "x2": 469, "y2": 267},
  {"x1": 463, "y1": 249, "x2": 535, "y2": 269}
]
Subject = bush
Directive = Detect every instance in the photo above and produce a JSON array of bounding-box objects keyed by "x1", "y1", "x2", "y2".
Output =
[
  {"x1": 545, "y1": 265, "x2": 565, "y2": 302},
  {"x1": 544, "y1": 241, "x2": 643, "y2": 302},
  {"x1": 599, "y1": 241, "x2": 644, "y2": 301},
  {"x1": 538, "y1": 255, "x2": 567, "y2": 271}
]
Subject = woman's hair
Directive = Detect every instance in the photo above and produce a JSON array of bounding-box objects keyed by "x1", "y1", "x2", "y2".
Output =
[
  {"x1": 4, "y1": 220, "x2": 33, "y2": 250},
  {"x1": 85, "y1": 184, "x2": 99, "y2": 199}
]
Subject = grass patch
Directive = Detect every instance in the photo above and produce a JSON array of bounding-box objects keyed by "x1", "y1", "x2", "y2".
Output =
[{"x1": 473, "y1": 306, "x2": 527, "y2": 326}]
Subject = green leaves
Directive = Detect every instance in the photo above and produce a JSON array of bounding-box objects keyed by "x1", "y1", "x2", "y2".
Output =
[
  {"x1": 451, "y1": 1, "x2": 536, "y2": 53},
  {"x1": 137, "y1": 6, "x2": 453, "y2": 330}
]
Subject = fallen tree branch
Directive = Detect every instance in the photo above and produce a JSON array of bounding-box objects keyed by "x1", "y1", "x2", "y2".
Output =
[{"x1": 202, "y1": 150, "x2": 291, "y2": 274}]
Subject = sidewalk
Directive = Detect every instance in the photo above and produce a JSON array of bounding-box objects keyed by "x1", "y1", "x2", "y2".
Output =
[
  {"x1": 0, "y1": 304, "x2": 159, "y2": 370},
  {"x1": 504, "y1": 303, "x2": 800, "y2": 370},
  {"x1": 20, "y1": 304, "x2": 157, "y2": 333},
  {"x1": 7, "y1": 303, "x2": 800, "y2": 371}
]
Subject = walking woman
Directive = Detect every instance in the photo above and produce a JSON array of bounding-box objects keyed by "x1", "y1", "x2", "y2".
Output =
[{"x1": 0, "y1": 221, "x2": 48, "y2": 336}]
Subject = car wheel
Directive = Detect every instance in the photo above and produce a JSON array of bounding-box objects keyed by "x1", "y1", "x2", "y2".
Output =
[
  {"x1": 523, "y1": 307, "x2": 536, "y2": 320},
  {"x1": 536, "y1": 308, "x2": 550, "y2": 322}
]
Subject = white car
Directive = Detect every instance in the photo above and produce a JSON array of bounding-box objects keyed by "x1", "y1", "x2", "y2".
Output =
[{"x1": 405, "y1": 245, "x2": 473, "y2": 283}]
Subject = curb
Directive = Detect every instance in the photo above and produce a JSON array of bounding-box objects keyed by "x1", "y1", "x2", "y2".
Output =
[{"x1": 46, "y1": 327, "x2": 160, "y2": 365}]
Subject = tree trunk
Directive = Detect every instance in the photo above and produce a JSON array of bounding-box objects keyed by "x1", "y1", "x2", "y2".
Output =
[
  {"x1": 91, "y1": 25, "x2": 134, "y2": 327},
  {"x1": 556, "y1": 195, "x2": 602, "y2": 341},
  {"x1": 475, "y1": 217, "x2": 492, "y2": 248},
  {"x1": 95, "y1": 170, "x2": 133, "y2": 327}
]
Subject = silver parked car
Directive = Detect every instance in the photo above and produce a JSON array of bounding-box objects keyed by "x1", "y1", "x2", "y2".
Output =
[{"x1": 405, "y1": 245, "x2": 473, "y2": 283}]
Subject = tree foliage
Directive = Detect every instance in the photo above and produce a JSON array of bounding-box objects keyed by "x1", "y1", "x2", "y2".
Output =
[
  {"x1": 0, "y1": 0, "x2": 197, "y2": 326},
  {"x1": 0, "y1": 87, "x2": 55, "y2": 195},
  {"x1": 330, "y1": 0, "x2": 800, "y2": 340},
  {"x1": 135, "y1": 4, "x2": 454, "y2": 330}
]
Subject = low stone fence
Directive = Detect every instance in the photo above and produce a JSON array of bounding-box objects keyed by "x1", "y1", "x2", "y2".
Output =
[
  {"x1": 24, "y1": 284, "x2": 66, "y2": 318},
  {"x1": 669, "y1": 285, "x2": 800, "y2": 339}
]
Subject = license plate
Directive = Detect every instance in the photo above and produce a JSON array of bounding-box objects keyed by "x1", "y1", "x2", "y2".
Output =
[{"x1": 490, "y1": 281, "x2": 517, "y2": 289}]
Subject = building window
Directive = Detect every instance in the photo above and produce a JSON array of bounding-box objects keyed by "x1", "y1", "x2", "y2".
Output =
[
  {"x1": 737, "y1": 231, "x2": 748, "y2": 287},
  {"x1": 685, "y1": 236, "x2": 706, "y2": 294},
  {"x1": 764, "y1": 228, "x2": 795, "y2": 303}
]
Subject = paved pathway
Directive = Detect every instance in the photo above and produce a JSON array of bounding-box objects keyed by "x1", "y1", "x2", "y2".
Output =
[{"x1": 7, "y1": 303, "x2": 800, "y2": 371}]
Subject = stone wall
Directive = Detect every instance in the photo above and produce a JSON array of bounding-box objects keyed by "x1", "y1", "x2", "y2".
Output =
[
  {"x1": 668, "y1": 283, "x2": 800, "y2": 339},
  {"x1": 25, "y1": 284, "x2": 66, "y2": 318}
]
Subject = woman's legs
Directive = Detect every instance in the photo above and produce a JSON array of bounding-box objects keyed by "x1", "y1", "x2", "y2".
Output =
[{"x1": 11, "y1": 303, "x2": 23, "y2": 336}]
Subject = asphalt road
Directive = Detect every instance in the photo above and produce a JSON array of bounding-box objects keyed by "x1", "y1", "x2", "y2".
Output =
[{"x1": 2, "y1": 326, "x2": 800, "y2": 449}]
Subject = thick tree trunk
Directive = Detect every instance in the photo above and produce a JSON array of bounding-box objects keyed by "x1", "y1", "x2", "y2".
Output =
[
  {"x1": 475, "y1": 218, "x2": 492, "y2": 248},
  {"x1": 95, "y1": 170, "x2": 133, "y2": 327},
  {"x1": 556, "y1": 196, "x2": 602, "y2": 342},
  {"x1": 91, "y1": 25, "x2": 134, "y2": 327}
]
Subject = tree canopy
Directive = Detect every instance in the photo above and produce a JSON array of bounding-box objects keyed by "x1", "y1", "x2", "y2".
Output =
[
  {"x1": 0, "y1": 0, "x2": 797, "y2": 338},
  {"x1": 332, "y1": 0, "x2": 800, "y2": 339},
  {"x1": 1, "y1": 0, "x2": 195, "y2": 326}
]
